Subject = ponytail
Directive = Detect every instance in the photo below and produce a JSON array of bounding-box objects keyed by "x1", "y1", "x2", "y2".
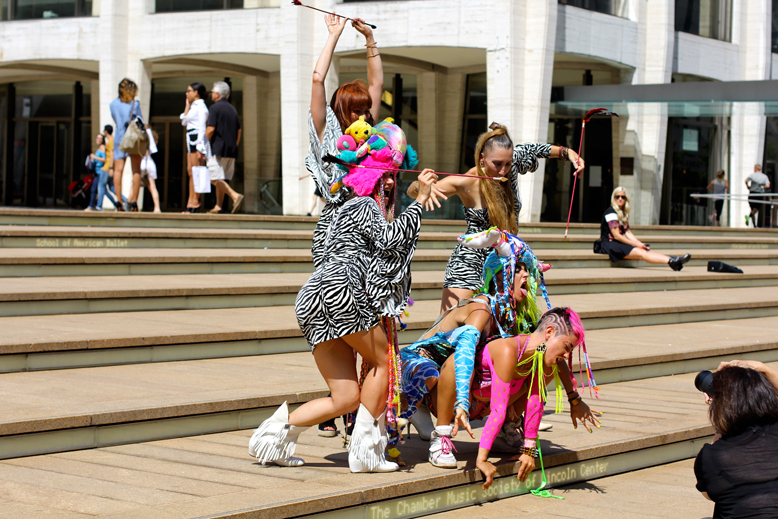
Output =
[{"x1": 475, "y1": 124, "x2": 517, "y2": 234}]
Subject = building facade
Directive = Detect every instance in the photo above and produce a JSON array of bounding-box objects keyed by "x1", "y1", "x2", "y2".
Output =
[{"x1": 0, "y1": 0, "x2": 776, "y2": 227}]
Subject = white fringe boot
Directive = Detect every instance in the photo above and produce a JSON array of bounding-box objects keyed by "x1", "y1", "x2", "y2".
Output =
[
  {"x1": 248, "y1": 402, "x2": 308, "y2": 467},
  {"x1": 348, "y1": 404, "x2": 399, "y2": 473}
]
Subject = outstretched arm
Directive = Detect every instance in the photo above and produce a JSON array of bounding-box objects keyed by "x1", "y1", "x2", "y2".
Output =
[
  {"x1": 312, "y1": 14, "x2": 347, "y2": 141},
  {"x1": 352, "y1": 19, "x2": 383, "y2": 122}
]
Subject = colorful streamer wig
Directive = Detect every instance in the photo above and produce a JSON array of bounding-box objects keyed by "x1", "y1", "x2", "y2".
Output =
[{"x1": 458, "y1": 227, "x2": 551, "y2": 335}]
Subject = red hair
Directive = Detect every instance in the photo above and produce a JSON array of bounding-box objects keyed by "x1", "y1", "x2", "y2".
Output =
[{"x1": 330, "y1": 79, "x2": 372, "y2": 132}]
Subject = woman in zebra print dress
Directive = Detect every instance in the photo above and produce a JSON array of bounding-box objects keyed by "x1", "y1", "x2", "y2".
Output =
[
  {"x1": 305, "y1": 13, "x2": 384, "y2": 268},
  {"x1": 250, "y1": 122, "x2": 445, "y2": 473},
  {"x1": 407, "y1": 124, "x2": 585, "y2": 312}
]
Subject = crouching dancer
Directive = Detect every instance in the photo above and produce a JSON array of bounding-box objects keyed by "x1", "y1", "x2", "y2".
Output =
[
  {"x1": 459, "y1": 307, "x2": 596, "y2": 490},
  {"x1": 249, "y1": 121, "x2": 445, "y2": 473}
]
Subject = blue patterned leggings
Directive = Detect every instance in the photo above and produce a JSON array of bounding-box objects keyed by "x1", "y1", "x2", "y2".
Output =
[{"x1": 387, "y1": 325, "x2": 481, "y2": 446}]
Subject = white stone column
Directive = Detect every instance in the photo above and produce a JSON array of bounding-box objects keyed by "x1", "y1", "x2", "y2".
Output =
[
  {"x1": 417, "y1": 71, "x2": 439, "y2": 171},
  {"x1": 486, "y1": 0, "x2": 557, "y2": 222},
  {"x1": 729, "y1": 0, "x2": 771, "y2": 227},
  {"x1": 90, "y1": 79, "x2": 101, "y2": 142},
  {"x1": 98, "y1": 0, "x2": 128, "y2": 132},
  {"x1": 438, "y1": 71, "x2": 466, "y2": 175},
  {"x1": 260, "y1": 72, "x2": 282, "y2": 187},
  {"x1": 280, "y1": 1, "x2": 332, "y2": 215},
  {"x1": 243, "y1": 75, "x2": 261, "y2": 213},
  {"x1": 625, "y1": 0, "x2": 674, "y2": 225}
]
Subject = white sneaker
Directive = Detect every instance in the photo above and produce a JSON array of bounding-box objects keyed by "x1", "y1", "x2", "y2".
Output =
[
  {"x1": 539, "y1": 421, "x2": 553, "y2": 432},
  {"x1": 429, "y1": 425, "x2": 458, "y2": 468}
]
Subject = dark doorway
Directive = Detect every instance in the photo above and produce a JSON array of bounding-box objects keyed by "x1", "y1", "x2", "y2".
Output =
[
  {"x1": 543, "y1": 116, "x2": 613, "y2": 223},
  {"x1": 661, "y1": 117, "x2": 717, "y2": 226}
]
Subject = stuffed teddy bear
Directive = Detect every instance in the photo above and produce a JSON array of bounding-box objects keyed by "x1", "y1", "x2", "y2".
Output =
[{"x1": 344, "y1": 116, "x2": 372, "y2": 145}]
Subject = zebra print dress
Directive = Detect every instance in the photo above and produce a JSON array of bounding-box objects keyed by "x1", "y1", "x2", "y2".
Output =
[
  {"x1": 305, "y1": 106, "x2": 351, "y2": 268},
  {"x1": 442, "y1": 142, "x2": 552, "y2": 290},
  {"x1": 295, "y1": 197, "x2": 423, "y2": 350}
]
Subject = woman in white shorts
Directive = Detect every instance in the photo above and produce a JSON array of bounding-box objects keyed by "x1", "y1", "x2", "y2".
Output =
[{"x1": 141, "y1": 131, "x2": 162, "y2": 213}]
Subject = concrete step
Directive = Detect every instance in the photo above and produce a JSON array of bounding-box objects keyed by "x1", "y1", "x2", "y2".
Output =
[
  {"x1": 2, "y1": 289, "x2": 778, "y2": 373},
  {"x1": 4, "y1": 266, "x2": 778, "y2": 317},
  {"x1": 0, "y1": 367, "x2": 719, "y2": 518},
  {"x1": 3, "y1": 207, "x2": 777, "y2": 238},
  {"x1": 4, "y1": 225, "x2": 778, "y2": 250},
  {"x1": 0, "y1": 317, "x2": 778, "y2": 452},
  {"x1": 1, "y1": 247, "x2": 776, "y2": 277}
]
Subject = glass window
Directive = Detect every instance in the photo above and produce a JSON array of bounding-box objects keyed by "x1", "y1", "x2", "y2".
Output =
[
  {"x1": 154, "y1": 0, "x2": 243, "y2": 13},
  {"x1": 558, "y1": 0, "x2": 629, "y2": 18},
  {"x1": 14, "y1": 81, "x2": 73, "y2": 118},
  {"x1": 5, "y1": 0, "x2": 92, "y2": 20},
  {"x1": 675, "y1": 0, "x2": 732, "y2": 41},
  {"x1": 773, "y1": 0, "x2": 778, "y2": 53}
]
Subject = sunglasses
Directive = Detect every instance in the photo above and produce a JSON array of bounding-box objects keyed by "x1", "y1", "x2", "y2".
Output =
[{"x1": 615, "y1": 195, "x2": 627, "y2": 200}]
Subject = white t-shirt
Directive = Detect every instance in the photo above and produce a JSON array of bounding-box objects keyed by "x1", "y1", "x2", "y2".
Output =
[
  {"x1": 747, "y1": 171, "x2": 770, "y2": 193},
  {"x1": 141, "y1": 155, "x2": 157, "y2": 180}
]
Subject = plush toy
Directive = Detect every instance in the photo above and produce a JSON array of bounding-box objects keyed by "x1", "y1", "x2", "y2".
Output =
[
  {"x1": 336, "y1": 135, "x2": 357, "y2": 152},
  {"x1": 344, "y1": 116, "x2": 372, "y2": 144}
]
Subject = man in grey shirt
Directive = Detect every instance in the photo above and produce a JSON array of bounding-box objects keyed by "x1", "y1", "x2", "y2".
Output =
[{"x1": 746, "y1": 164, "x2": 771, "y2": 228}]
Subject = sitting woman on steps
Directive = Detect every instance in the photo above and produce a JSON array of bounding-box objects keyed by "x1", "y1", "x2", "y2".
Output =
[{"x1": 595, "y1": 187, "x2": 691, "y2": 271}]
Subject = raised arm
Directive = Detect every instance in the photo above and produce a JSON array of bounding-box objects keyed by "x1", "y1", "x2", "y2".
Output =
[
  {"x1": 311, "y1": 14, "x2": 347, "y2": 141},
  {"x1": 352, "y1": 19, "x2": 383, "y2": 122}
]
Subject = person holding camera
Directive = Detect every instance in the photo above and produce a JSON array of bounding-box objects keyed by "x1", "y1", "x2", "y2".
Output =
[{"x1": 694, "y1": 360, "x2": 778, "y2": 518}]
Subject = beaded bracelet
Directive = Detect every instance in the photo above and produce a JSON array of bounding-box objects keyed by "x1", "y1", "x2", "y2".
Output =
[
  {"x1": 570, "y1": 396, "x2": 582, "y2": 406},
  {"x1": 521, "y1": 446, "x2": 538, "y2": 458}
]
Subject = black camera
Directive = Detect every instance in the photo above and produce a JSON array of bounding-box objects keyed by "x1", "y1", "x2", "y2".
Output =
[{"x1": 695, "y1": 370, "x2": 714, "y2": 394}]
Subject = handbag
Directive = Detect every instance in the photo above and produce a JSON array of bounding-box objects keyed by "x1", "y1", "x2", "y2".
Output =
[
  {"x1": 118, "y1": 100, "x2": 148, "y2": 155},
  {"x1": 192, "y1": 166, "x2": 211, "y2": 193},
  {"x1": 593, "y1": 239, "x2": 602, "y2": 254}
]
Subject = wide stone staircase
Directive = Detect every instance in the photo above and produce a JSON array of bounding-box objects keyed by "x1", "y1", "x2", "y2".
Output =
[{"x1": 1, "y1": 207, "x2": 777, "y2": 518}]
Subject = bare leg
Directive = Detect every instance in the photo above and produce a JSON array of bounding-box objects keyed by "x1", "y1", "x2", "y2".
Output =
[
  {"x1": 128, "y1": 154, "x2": 142, "y2": 204},
  {"x1": 288, "y1": 338, "x2": 360, "y2": 427},
  {"x1": 214, "y1": 180, "x2": 239, "y2": 207},
  {"x1": 147, "y1": 178, "x2": 161, "y2": 212},
  {"x1": 212, "y1": 181, "x2": 225, "y2": 210},
  {"x1": 624, "y1": 247, "x2": 671, "y2": 265},
  {"x1": 440, "y1": 287, "x2": 474, "y2": 314},
  {"x1": 289, "y1": 325, "x2": 391, "y2": 427},
  {"x1": 436, "y1": 355, "x2": 459, "y2": 428},
  {"x1": 309, "y1": 194, "x2": 319, "y2": 215},
  {"x1": 186, "y1": 153, "x2": 200, "y2": 208},
  {"x1": 113, "y1": 158, "x2": 125, "y2": 205}
]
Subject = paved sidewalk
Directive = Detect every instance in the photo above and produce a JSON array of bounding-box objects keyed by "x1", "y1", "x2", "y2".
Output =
[{"x1": 429, "y1": 459, "x2": 712, "y2": 519}]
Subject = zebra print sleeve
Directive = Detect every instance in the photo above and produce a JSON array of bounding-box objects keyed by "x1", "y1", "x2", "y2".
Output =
[
  {"x1": 346, "y1": 197, "x2": 423, "y2": 317},
  {"x1": 305, "y1": 106, "x2": 348, "y2": 204},
  {"x1": 508, "y1": 143, "x2": 553, "y2": 222}
]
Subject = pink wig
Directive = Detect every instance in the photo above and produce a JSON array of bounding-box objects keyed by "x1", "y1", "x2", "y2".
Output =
[{"x1": 342, "y1": 147, "x2": 397, "y2": 196}]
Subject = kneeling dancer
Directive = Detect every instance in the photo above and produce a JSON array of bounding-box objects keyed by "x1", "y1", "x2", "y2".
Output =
[{"x1": 249, "y1": 120, "x2": 444, "y2": 472}]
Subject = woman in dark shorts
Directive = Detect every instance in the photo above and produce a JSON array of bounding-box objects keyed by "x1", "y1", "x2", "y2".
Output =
[{"x1": 596, "y1": 187, "x2": 691, "y2": 271}]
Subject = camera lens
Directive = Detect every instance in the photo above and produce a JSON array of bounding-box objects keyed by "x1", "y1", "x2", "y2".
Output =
[{"x1": 695, "y1": 370, "x2": 713, "y2": 394}]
